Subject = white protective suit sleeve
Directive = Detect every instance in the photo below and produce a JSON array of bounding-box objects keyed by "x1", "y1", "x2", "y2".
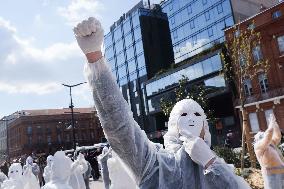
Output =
[{"x1": 84, "y1": 59, "x2": 157, "y2": 185}]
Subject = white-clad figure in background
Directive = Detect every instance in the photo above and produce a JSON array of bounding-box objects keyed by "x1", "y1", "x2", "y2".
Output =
[
  {"x1": 254, "y1": 114, "x2": 284, "y2": 189},
  {"x1": 43, "y1": 155, "x2": 54, "y2": 183},
  {"x1": 2, "y1": 162, "x2": 40, "y2": 189},
  {"x1": 23, "y1": 156, "x2": 40, "y2": 179},
  {"x1": 0, "y1": 169, "x2": 8, "y2": 188},
  {"x1": 107, "y1": 151, "x2": 138, "y2": 189},
  {"x1": 42, "y1": 151, "x2": 73, "y2": 189},
  {"x1": 2, "y1": 163, "x2": 23, "y2": 189},
  {"x1": 68, "y1": 153, "x2": 88, "y2": 189},
  {"x1": 97, "y1": 146, "x2": 111, "y2": 189},
  {"x1": 74, "y1": 17, "x2": 251, "y2": 189}
]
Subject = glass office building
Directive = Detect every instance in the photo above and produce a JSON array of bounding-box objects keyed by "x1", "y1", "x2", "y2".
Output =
[
  {"x1": 144, "y1": 0, "x2": 277, "y2": 143},
  {"x1": 161, "y1": 0, "x2": 277, "y2": 63},
  {"x1": 161, "y1": 0, "x2": 234, "y2": 63},
  {"x1": 104, "y1": 1, "x2": 174, "y2": 133}
]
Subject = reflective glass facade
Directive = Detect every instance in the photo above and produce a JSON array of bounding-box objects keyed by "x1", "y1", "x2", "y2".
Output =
[
  {"x1": 146, "y1": 53, "x2": 222, "y2": 96},
  {"x1": 104, "y1": 3, "x2": 174, "y2": 133},
  {"x1": 146, "y1": 52, "x2": 226, "y2": 113},
  {"x1": 161, "y1": 0, "x2": 234, "y2": 63},
  {"x1": 104, "y1": 10, "x2": 146, "y2": 86}
]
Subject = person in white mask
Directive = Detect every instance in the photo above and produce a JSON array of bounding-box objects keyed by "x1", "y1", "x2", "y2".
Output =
[
  {"x1": 42, "y1": 151, "x2": 73, "y2": 189},
  {"x1": 68, "y1": 153, "x2": 88, "y2": 189},
  {"x1": 23, "y1": 156, "x2": 40, "y2": 180},
  {"x1": 2, "y1": 162, "x2": 40, "y2": 189},
  {"x1": 43, "y1": 155, "x2": 54, "y2": 183},
  {"x1": 74, "y1": 17, "x2": 251, "y2": 189}
]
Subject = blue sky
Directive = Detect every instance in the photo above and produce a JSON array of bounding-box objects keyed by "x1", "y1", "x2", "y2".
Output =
[{"x1": 0, "y1": 0, "x2": 153, "y2": 118}]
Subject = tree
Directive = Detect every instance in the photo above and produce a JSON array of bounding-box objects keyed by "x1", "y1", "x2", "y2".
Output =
[
  {"x1": 160, "y1": 75, "x2": 215, "y2": 122},
  {"x1": 221, "y1": 22, "x2": 270, "y2": 169}
]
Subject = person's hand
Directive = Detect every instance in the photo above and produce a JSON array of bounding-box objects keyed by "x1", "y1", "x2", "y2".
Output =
[
  {"x1": 268, "y1": 113, "x2": 278, "y2": 129},
  {"x1": 77, "y1": 153, "x2": 84, "y2": 162},
  {"x1": 73, "y1": 17, "x2": 104, "y2": 55},
  {"x1": 181, "y1": 135, "x2": 216, "y2": 168}
]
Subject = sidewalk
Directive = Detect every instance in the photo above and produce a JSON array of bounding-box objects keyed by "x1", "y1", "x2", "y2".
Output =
[{"x1": 90, "y1": 177, "x2": 104, "y2": 189}]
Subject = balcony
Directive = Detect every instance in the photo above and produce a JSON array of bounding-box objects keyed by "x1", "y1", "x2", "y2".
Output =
[{"x1": 235, "y1": 87, "x2": 284, "y2": 106}]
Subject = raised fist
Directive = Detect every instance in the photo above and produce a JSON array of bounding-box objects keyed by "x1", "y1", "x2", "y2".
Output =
[
  {"x1": 268, "y1": 113, "x2": 278, "y2": 129},
  {"x1": 73, "y1": 17, "x2": 104, "y2": 54}
]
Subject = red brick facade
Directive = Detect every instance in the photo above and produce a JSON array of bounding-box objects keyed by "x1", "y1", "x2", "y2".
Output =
[
  {"x1": 225, "y1": 2, "x2": 284, "y2": 133},
  {"x1": 7, "y1": 108, "x2": 104, "y2": 159}
]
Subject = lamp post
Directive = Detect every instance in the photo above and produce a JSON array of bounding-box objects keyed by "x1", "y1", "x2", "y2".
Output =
[{"x1": 62, "y1": 82, "x2": 86, "y2": 151}]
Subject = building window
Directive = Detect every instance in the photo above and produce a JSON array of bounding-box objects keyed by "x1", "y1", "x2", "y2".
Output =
[
  {"x1": 217, "y1": 4, "x2": 223, "y2": 14},
  {"x1": 249, "y1": 113, "x2": 260, "y2": 133},
  {"x1": 192, "y1": 35, "x2": 197, "y2": 45},
  {"x1": 169, "y1": 3, "x2": 173, "y2": 11},
  {"x1": 170, "y1": 17, "x2": 175, "y2": 25},
  {"x1": 187, "y1": 5, "x2": 192, "y2": 15},
  {"x1": 47, "y1": 135, "x2": 52, "y2": 144},
  {"x1": 277, "y1": 35, "x2": 284, "y2": 55},
  {"x1": 57, "y1": 134, "x2": 62, "y2": 143},
  {"x1": 205, "y1": 11, "x2": 210, "y2": 21},
  {"x1": 247, "y1": 23, "x2": 255, "y2": 30},
  {"x1": 66, "y1": 134, "x2": 70, "y2": 142},
  {"x1": 235, "y1": 30, "x2": 240, "y2": 37},
  {"x1": 264, "y1": 109, "x2": 273, "y2": 127},
  {"x1": 208, "y1": 27, "x2": 213, "y2": 37},
  {"x1": 272, "y1": 10, "x2": 282, "y2": 19},
  {"x1": 243, "y1": 78, "x2": 253, "y2": 96},
  {"x1": 27, "y1": 126, "x2": 32, "y2": 135},
  {"x1": 202, "y1": 0, "x2": 207, "y2": 5},
  {"x1": 258, "y1": 73, "x2": 268, "y2": 93},
  {"x1": 239, "y1": 53, "x2": 246, "y2": 66},
  {"x1": 252, "y1": 45, "x2": 263, "y2": 63},
  {"x1": 28, "y1": 136, "x2": 32, "y2": 145},
  {"x1": 173, "y1": 30, "x2": 178, "y2": 39},
  {"x1": 190, "y1": 20, "x2": 195, "y2": 29}
]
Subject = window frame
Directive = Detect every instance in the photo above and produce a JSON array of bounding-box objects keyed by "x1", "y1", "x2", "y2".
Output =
[
  {"x1": 277, "y1": 35, "x2": 284, "y2": 55},
  {"x1": 258, "y1": 73, "x2": 269, "y2": 94}
]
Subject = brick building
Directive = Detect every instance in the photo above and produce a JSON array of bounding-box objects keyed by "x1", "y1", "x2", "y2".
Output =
[
  {"x1": 225, "y1": 2, "x2": 284, "y2": 133},
  {"x1": 7, "y1": 108, "x2": 103, "y2": 159}
]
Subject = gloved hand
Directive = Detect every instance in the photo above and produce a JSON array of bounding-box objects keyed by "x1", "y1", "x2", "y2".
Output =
[
  {"x1": 181, "y1": 135, "x2": 216, "y2": 168},
  {"x1": 77, "y1": 153, "x2": 85, "y2": 163},
  {"x1": 73, "y1": 17, "x2": 104, "y2": 54},
  {"x1": 268, "y1": 113, "x2": 278, "y2": 129}
]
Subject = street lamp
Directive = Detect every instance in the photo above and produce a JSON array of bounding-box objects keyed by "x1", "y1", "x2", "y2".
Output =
[{"x1": 62, "y1": 82, "x2": 87, "y2": 151}]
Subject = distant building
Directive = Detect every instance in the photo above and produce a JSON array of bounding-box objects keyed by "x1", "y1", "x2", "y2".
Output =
[
  {"x1": 0, "y1": 114, "x2": 18, "y2": 162},
  {"x1": 104, "y1": 1, "x2": 174, "y2": 133},
  {"x1": 225, "y1": 2, "x2": 284, "y2": 133},
  {"x1": 7, "y1": 108, "x2": 103, "y2": 159}
]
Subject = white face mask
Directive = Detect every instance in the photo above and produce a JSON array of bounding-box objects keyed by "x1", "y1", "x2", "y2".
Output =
[
  {"x1": 171, "y1": 99, "x2": 206, "y2": 137},
  {"x1": 177, "y1": 109, "x2": 204, "y2": 137},
  {"x1": 47, "y1": 155, "x2": 54, "y2": 167},
  {"x1": 8, "y1": 163, "x2": 22, "y2": 180}
]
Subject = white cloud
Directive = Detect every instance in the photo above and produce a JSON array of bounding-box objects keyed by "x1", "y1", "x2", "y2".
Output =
[
  {"x1": 0, "y1": 82, "x2": 62, "y2": 95},
  {"x1": 0, "y1": 17, "x2": 16, "y2": 32},
  {"x1": 0, "y1": 16, "x2": 84, "y2": 95},
  {"x1": 57, "y1": 0, "x2": 104, "y2": 26}
]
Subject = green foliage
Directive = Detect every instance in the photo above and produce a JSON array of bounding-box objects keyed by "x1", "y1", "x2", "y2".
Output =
[
  {"x1": 160, "y1": 75, "x2": 215, "y2": 122},
  {"x1": 213, "y1": 146, "x2": 259, "y2": 169}
]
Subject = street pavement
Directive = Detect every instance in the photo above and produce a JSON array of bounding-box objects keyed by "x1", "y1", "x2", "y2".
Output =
[{"x1": 90, "y1": 177, "x2": 104, "y2": 189}]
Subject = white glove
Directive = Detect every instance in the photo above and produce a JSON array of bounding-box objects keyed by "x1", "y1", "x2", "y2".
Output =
[
  {"x1": 73, "y1": 17, "x2": 104, "y2": 54},
  {"x1": 268, "y1": 113, "x2": 278, "y2": 129},
  {"x1": 181, "y1": 135, "x2": 216, "y2": 168}
]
